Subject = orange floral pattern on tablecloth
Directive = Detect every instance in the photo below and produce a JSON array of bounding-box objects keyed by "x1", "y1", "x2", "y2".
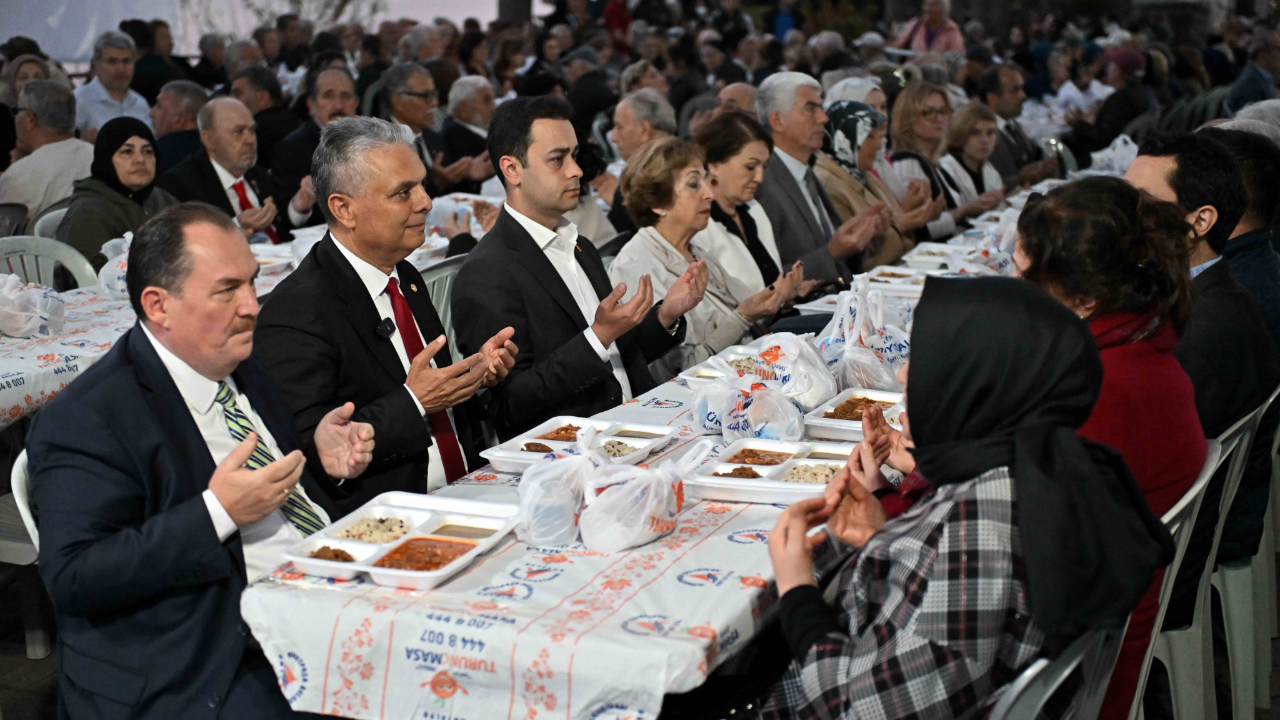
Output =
[{"x1": 326, "y1": 617, "x2": 377, "y2": 716}]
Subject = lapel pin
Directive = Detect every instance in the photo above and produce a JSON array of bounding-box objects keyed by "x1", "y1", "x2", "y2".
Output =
[{"x1": 410, "y1": 284, "x2": 418, "y2": 292}]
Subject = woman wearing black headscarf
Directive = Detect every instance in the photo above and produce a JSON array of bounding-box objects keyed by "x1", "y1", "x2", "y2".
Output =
[
  {"x1": 761, "y1": 276, "x2": 1174, "y2": 720},
  {"x1": 56, "y1": 117, "x2": 178, "y2": 271}
]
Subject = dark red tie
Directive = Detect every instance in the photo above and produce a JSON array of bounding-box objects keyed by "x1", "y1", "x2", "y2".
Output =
[
  {"x1": 231, "y1": 180, "x2": 282, "y2": 244},
  {"x1": 386, "y1": 277, "x2": 467, "y2": 484}
]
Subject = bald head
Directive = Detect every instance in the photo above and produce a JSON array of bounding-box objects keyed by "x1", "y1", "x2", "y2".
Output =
[
  {"x1": 199, "y1": 97, "x2": 259, "y2": 177},
  {"x1": 718, "y1": 83, "x2": 757, "y2": 116}
]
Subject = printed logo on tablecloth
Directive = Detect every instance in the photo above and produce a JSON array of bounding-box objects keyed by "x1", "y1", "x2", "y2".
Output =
[
  {"x1": 641, "y1": 398, "x2": 683, "y2": 408},
  {"x1": 510, "y1": 564, "x2": 564, "y2": 583},
  {"x1": 727, "y1": 529, "x2": 771, "y2": 544},
  {"x1": 588, "y1": 703, "x2": 655, "y2": 720},
  {"x1": 621, "y1": 614, "x2": 684, "y2": 637},
  {"x1": 478, "y1": 582, "x2": 534, "y2": 600},
  {"x1": 277, "y1": 651, "x2": 308, "y2": 703},
  {"x1": 676, "y1": 568, "x2": 731, "y2": 587}
]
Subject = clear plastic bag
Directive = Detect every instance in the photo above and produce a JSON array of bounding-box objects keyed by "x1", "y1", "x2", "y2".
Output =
[
  {"x1": 0, "y1": 274, "x2": 65, "y2": 338},
  {"x1": 579, "y1": 441, "x2": 710, "y2": 553},
  {"x1": 96, "y1": 233, "x2": 132, "y2": 300},
  {"x1": 721, "y1": 385, "x2": 804, "y2": 442},
  {"x1": 835, "y1": 344, "x2": 901, "y2": 391},
  {"x1": 752, "y1": 332, "x2": 837, "y2": 412},
  {"x1": 691, "y1": 358, "x2": 750, "y2": 435},
  {"x1": 515, "y1": 426, "x2": 608, "y2": 546}
]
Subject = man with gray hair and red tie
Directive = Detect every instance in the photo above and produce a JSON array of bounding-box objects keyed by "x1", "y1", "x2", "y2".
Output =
[{"x1": 254, "y1": 116, "x2": 517, "y2": 512}]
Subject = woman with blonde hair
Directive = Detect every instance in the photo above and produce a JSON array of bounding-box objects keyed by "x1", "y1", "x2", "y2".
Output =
[
  {"x1": 612, "y1": 137, "x2": 805, "y2": 379},
  {"x1": 890, "y1": 81, "x2": 1001, "y2": 237},
  {"x1": 814, "y1": 101, "x2": 946, "y2": 269},
  {"x1": 938, "y1": 102, "x2": 1006, "y2": 208}
]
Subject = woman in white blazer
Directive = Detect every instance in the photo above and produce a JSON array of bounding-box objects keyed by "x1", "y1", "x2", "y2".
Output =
[{"x1": 937, "y1": 103, "x2": 1008, "y2": 210}]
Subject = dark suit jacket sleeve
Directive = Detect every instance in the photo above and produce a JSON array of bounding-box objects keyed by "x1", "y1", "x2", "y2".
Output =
[
  {"x1": 452, "y1": 261, "x2": 618, "y2": 433},
  {"x1": 254, "y1": 298, "x2": 432, "y2": 481},
  {"x1": 990, "y1": 136, "x2": 1021, "y2": 192},
  {"x1": 628, "y1": 301, "x2": 685, "y2": 363},
  {"x1": 29, "y1": 403, "x2": 236, "y2": 618},
  {"x1": 754, "y1": 184, "x2": 843, "y2": 282},
  {"x1": 447, "y1": 232, "x2": 478, "y2": 257}
]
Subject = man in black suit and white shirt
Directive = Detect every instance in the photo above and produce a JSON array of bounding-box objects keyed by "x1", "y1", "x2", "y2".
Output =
[
  {"x1": 255, "y1": 117, "x2": 517, "y2": 510},
  {"x1": 158, "y1": 97, "x2": 318, "y2": 242},
  {"x1": 977, "y1": 65, "x2": 1058, "y2": 192},
  {"x1": 26, "y1": 202, "x2": 374, "y2": 719},
  {"x1": 229, "y1": 65, "x2": 302, "y2": 173},
  {"x1": 440, "y1": 75, "x2": 498, "y2": 195},
  {"x1": 452, "y1": 96, "x2": 707, "y2": 439},
  {"x1": 272, "y1": 67, "x2": 358, "y2": 202},
  {"x1": 381, "y1": 62, "x2": 478, "y2": 200}
]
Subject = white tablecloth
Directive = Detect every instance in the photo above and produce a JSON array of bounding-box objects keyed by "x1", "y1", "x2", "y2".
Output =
[
  {"x1": 0, "y1": 239, "x2": 451, "y2": 429},
  {"x1": 240, "y1": 379, "x2": 802, "y2": 720}
]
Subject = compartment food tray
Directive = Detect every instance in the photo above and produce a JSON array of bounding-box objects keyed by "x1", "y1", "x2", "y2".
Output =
[
  {"x1": 479, "y1": 416, "x2": 678, "y2": 473},
  {"x1": 803, "y1": 388, "x2": 904, "y2": 442},
  {"x1": 683, "y1": 438, "x2": 857, "y2": 504}
]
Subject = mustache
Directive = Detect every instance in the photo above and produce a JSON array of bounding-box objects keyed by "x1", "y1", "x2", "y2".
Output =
[{"x1": 231, "y1": 317, "x2": 257, "y2": 335}]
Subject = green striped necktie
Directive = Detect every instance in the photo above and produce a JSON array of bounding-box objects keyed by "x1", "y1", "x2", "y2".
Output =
[{"x1": 214, "y1": 381, "x2": 325, "y2": 536}]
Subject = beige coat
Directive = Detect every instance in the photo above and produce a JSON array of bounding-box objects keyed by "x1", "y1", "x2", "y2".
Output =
[{"x1": 813, "y1": 152, "x2": 916, "y2": 271}]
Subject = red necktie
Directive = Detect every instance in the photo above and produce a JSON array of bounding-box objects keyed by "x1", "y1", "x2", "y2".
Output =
[
  {"x1": 231, "y1": 180, "x2": 281, "y2": 244},
  {"x1": 386, "y1": 277, "x2": 467, "y2": 484}
]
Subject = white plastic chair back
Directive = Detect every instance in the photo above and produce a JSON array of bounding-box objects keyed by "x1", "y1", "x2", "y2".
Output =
[
  {"x1": 31, "y1": 207, "x2": 68, "y2": 239},
  {"x1": 0, "y1": 235, "x2": 96, "y2": 288},
  {"x1": 988, "y1": 626, "x2": 1118, "y2": 720},
  {"x1": 419, "y1": 255, "x2": 466, "y2": 360},
  {"x1": 1125, "y1": 440, "x2": 1222, "y2": 719},
  {"x1": 9, "y1": 450, "x2": 36, "y2": 551}
]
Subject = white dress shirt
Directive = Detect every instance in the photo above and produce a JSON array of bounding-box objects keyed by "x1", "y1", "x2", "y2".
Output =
[
  {"x1": 139, "y1": 323, "x2": 330, "y2": 583},
  {"x1": 209, "y1": 158, "x2": 310, "y2": 236},
  {"x1": 1190, "y1": 256, "x2": 1222, "y2": 279},
  {"x1": 774, "y1": 147, "x2": 830, "y2": 236},
  {"x1": 73, "y1": 77, "x2": 152, "y2": 135},
  {"x1": 505, "y1": 203, "x2": 634, "y2": 400},
  {"x1": 693, "y1": 200, "x2": 782, "y2": 303},
  {"x1": 332, "y1": 237, "x2": 458, "y2": 491},
  {"x1": 454, "y1": 119, "x2": 488, "y2": 139},
  {"x1": 0, "y1": 137, "x2": 93, "y2": 217}
]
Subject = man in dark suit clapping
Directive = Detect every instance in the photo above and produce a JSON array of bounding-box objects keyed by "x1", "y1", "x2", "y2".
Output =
[
  {"x1": 26, "y1": 202, "x2": 374, "y2": 719},
  {"x1": 255, "y1": 116, "x2": 516, "y2": 510},
  {"x1": 452, "y1": 96, "x2": 707, "y2": 439}
]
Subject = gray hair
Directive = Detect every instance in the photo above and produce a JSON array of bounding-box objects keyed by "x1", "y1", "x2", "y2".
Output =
[
  {"x1": 19, "y1": 80, "x2": 75, "y2": 135},
  {"x1": 198, "y1": 33, "x2": 225, "y2": 56},
  {"x1": 624, "y1": 88, "x2": 677, "y2": 136},
  {"x1": 159, "y1": 80, "x2": 209, "y2": 123},
  {"x1": 1220, "y1": 118, "x2": 1280, "y2": 148},
  {"x1": 448, "y1": 75, "x2": 491, "y2": 119},
  {"x1": 811, "y1": 30, "x2": 846, "y2": 57},
  {"x1": 93, "y1": 31, "x2": 136, "y2": 62},
  {"x1": 756, "y1": 71, "x2": 821, "y2": 126},
  {"x1": 224, "y1": 39, "x2": 264, "y2": 76},
  {"x1": 313, "y1": 116, "x2": 414, "y2": 223},
  {"x1": 620, "y1": 60, "x2": 655, "y2": 95},
  {"x1": 381, "y1": 62, "x2": 430, "y2": 111},
  {"x1": 1235, "y1": 99, "x2": 1280, "y2": 128}
]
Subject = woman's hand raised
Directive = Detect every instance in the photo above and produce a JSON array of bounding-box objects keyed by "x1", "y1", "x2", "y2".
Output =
[{"x1": 767, "y1": 496, "x2": 830, "y2": 597}]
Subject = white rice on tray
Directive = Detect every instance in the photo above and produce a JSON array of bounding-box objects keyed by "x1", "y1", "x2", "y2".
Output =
[
  {"x1": 783, "y1": 464, "x2": 841, "y2": 484},
  {"x1": 335, "y1": 517, "x2": 410, "y2": 543},
  {"x1": 601, "y1": 440, "x2": 638, "y2": 458}
]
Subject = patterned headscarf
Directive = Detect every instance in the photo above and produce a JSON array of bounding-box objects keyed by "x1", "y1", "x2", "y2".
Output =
[{"x1": 822, "y1": 100, "x2": 886, "y2": 182}]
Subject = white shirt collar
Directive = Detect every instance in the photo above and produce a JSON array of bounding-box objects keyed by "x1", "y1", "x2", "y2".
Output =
[
  {"x1": 774, "y1": 147, "x2": 811, "y2": 186},
  {"x1": 84, "y1": 76, "x2": 143, "y2": 107},
  {"x1": 139, "y1": 322, "x2": 225, "y2": 415},
  {"x1": 1190, "y1": 256, "x2": 1222, "y2": 279},
  {"x1": 996, "y1": 115, "x2": 1009, "y2": 131},
  {"x1": 331, "y1": 235, "x2": 401, "y2": 301},
  {"x1": 454, "y1": 118, "x2": 489, "y2": 139},
  {"x1": 209, "y1": 156, "x2": 245, "y2": 191},
  {"x1": 505, "y1": 203, "x2": 579, "y2": 251}
]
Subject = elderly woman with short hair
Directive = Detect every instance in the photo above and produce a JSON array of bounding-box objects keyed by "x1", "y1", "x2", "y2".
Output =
[{"x1": 610, "y1": 137, "x2": 804, "y2": 379}]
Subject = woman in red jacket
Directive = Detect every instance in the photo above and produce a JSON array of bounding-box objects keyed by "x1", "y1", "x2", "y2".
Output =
[{"x1": 1014, "y1": 176, "x2": 1206, "y2": 720}]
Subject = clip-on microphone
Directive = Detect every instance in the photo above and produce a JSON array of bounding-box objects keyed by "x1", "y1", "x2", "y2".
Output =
[{"x1": 376, "y1": 318, "x2": 396, "y2": 339}]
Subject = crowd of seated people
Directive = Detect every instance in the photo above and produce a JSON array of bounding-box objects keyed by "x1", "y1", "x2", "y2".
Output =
[{"x1": 7, "y1": 3, "x2": 1280, "y2": 718}]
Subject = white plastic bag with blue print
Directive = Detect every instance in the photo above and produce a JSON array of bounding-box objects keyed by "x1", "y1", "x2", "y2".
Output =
[
  {"x1": 720, "y1": 383, "x2": 804, "y2": 443},
  {"x1": 515, "y1": 425, "x2": 608, "y2": 546},
  {"x1": 751, "y1": 332, "x2": 837, "y2": 412},
  {"x1": 691, "y1": 358, "x2": 748, "y2": 435},
  {"x1": 815, "y1": 285, "x2": 865, "y2": 368},
  {"x1": 579, "y1": 440, "x2": 710, "y2": 553},
  {"x1": 0, "y1": 274, "x2": 65, "y2": 338},
  {"x1": 95, "y1": 232, "x2": 132, "y2": 300}
]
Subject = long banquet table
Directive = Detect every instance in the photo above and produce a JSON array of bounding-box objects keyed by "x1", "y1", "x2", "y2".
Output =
[{"x1": 239, "y1": 378, "x2": 811, "y2": 720}]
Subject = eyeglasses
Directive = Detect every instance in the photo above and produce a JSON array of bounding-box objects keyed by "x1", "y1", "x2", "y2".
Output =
[
  {"x1": 921, "y1": 107, "x2": 951, "y2": 119},
  {"x1": 399, "y1": 90, "x2": 438, "y2": 102}
]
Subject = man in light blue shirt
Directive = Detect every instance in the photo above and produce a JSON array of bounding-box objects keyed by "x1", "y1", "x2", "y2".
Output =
[{"x1": 74, "y1": 31, "x2": 152, "y2": 142}]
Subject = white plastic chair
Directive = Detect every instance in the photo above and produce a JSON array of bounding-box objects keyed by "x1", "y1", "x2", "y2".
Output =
[
  {"x1": 1212, "y1": 381, "x2": 1280, "y2": 717},
  {"x1": 419, "y1": 255, "x2": 466, "y2": 361},
  {"x1": 30, "y1": 207, "x2": 68, "y2": 239},
  {"x1": 1127, "y1": 440, "x2": 1222, "y2": 719},
  {"x1": 1152, "y1": 405, "x2": 1264, "y2": 720},
  {"x1": 1, "y1": 234, "x2": 96, "y2": 288},
  {"x1": 989, "y1": 626, "x2": 1121, "y2": 720},
  {"x1": 2, "y1": 450, "x2": 50, "y2": 659}
]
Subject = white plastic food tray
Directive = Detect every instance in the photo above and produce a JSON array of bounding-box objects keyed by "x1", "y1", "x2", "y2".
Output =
[
  {"x1": 479, "y1": 416, "x2": 678, "y2": 473},
  {"x1": 902, "y1": 242, "x2": 956, "y2": 269},
  {"x1": 794, "y1": 294, "x2": 842, "y2": 315},
  {"x1": 803, "y1": 388, "x2": 904, "y2": 442},
  {"x1": 676, "y1": 345, "x2": 759, "y2": 388},
  {"x1": 283, "y1": 494, "x2": 518, "y2": 590},
  {"x1": 683, "y1": 438, "x2": 857, "y2": 504}
]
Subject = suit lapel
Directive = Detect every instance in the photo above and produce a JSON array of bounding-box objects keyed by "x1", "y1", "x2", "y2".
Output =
[
  {"x1": 193, "y1": 150, "x2": 237, "y2": 217},
  {"x1": 575, "y1": 240, "x2": 612, "y2": 302},
  {"x1": 316, "y1": 235, "x2": 409, "y2": 382},
  {"x1": 767, "y1": 159, "x2": 825, "y2": 242},
  {"x1": 496, "y1": 209, "x2": 591, "y2": 329}
]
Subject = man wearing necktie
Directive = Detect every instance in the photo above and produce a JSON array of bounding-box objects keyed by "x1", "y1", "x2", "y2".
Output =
[
  {"x1": 26, "y1": 202, "x2": 375, "y2": 718},
  {"x1": 978, "y1": 65, "x2": 1059, "y2": 192},
  {"x1": 255, "y1": 116, "x2": 517, "y2": 513}
]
